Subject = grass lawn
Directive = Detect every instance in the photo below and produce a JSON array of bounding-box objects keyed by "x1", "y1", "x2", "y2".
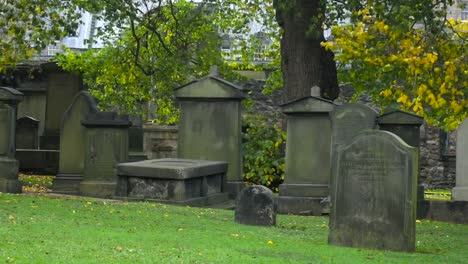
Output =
[{"x1": 1, "y1": 193, "x2": 467, "y2": 263}]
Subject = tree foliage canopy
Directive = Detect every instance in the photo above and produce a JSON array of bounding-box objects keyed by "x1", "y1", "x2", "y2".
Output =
[{"x1": 2, "y1": 0, "x2": 466, "y2": 129}]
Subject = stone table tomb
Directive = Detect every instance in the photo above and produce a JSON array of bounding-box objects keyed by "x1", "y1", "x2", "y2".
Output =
[{"x1": 115, "y1": 158, "x2": 229, "y2": 206}]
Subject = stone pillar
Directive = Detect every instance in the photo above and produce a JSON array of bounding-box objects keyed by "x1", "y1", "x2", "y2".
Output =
[
  {"x1": 0, "y1": 87, "x2": 24, "y2": 193},
  {"x1": 378, "y1": 109, "x2": 425, "y2": 218},
  {"x1": 175, "y1": 74, "x2": 245, "y2": 197},
  {"x1": 453, "y1": 118, "x2": 468, "y2": 201},
  {"x1": 278, "y1": 96, "x2": 334, "y2": 215},
  {"x1": 80, "y1": 112, "x2": 131, "y2": 199}
]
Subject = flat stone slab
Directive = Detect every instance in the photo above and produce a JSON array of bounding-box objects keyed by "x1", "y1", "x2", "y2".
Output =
[
  {"x1": 115, "y1": 158, "x2": 229, "y2": 206},
  {"x1": 117, "y1": 159, "x2": 228, "y2": 179}
]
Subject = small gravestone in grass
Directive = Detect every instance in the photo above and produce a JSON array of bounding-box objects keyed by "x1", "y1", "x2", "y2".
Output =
[
  {"x1": 235, "y1": 185, "x2": 277, "y2": 226},
  {"x1": 329, "y1": 130, "x2": 418, "y2": 252}
]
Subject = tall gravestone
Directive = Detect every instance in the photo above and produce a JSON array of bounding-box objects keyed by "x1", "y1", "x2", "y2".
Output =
[
  {"x1": 278, "y1": 96, "x2": 334, "y2": 215},
  {"x1": 378, "y1": 109, "x2": 425, "y2": 218},
  {"x1": 16, "y1": 116, "x2": 39, "y2": 149},
  {"x1": 41, "y1": 62, "x2": 83, "y2": 150},
  {"x1": 331, "y1": 103, "x2": 378, "y2": 174},
  {"x1": 329, "y1": 130, "x2": 418, "y2": 252},
  {"x1": 0, "y1": 87, "x2": 24, "y2": 193},
  {"x1": 52, "y1": 91, "x2": 99, "y2": 194},
  {"x1": 175, "y1": 74, "x2": 245, "y2": 197},
  {"x1": 80, "y1": 112, "x2": 131, "y2": 198},
  {"x1": 453, "y1": 118, "x2": 468, "y2": 201}
]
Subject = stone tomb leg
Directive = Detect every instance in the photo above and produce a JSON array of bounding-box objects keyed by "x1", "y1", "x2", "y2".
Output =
[
  {"x1": 453, "y1": 118, "x2": 468, "y2": 201},
  {"x1": 278, "y1": 96, "x2": 334, "y2": 215},
  {"x1": 329, "y1": 130, "x2": 418, "y2": 252},
  {"x1": 0, "y1": 87, "x2": 24, "y2": 193},
  {"x1": 79, "y1": 112, "x2": 131, "y2": 199},
  {"x1": 115, "y1": 158, "x2": 229, "y2": 206},
  {"x1": 175, "y1": 74, "x2": 246, "y2": 197},
  {"x1": 52, "y1": 91, "x2": 98, "y2": 194}
]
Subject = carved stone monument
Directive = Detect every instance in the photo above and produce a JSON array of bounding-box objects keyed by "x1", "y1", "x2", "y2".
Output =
[
  {"x1": 52, "y1": 91, "x2": 99, "y2": 194},
  {"x1": 278, "y1": 96, "x2": 334, "y2": 215},
  {"x1": 0, "y1": 87, "x2": 24, "y2": 193},
  {"x1": 453, "y1": 118, "x2": 468, "y2": 201},
  {"x1": 329, "y1": 130, "x2": 418, "y2": 252},
  {"x1": 79, "y1": 112, "x2": 131, "y2": 198},
  {"x1": 175, "y1": 74, "x2": 245, "y2": 197}
]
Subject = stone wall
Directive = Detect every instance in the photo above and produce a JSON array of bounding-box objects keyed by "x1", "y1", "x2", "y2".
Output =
[{"x1": 420, "y1": 125, "x2": 457, "y2": 189}]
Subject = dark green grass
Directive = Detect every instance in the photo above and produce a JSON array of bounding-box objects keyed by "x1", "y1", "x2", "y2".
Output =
[{"x1": 0, "y1": 193, "x2": 467, "y2": 263}]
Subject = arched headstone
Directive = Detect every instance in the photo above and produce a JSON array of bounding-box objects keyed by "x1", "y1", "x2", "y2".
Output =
[
  {"x1": 52, "y1": 91, "x2": 98, "y2": 194},
  {"x1": 329, "y1": 130, "x2": 417, "y2": 252}
]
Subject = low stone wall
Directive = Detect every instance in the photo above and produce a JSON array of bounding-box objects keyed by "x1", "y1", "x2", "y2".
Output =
[{"x1": 143, "y1": 123, "x2": 178, "y2": 160}]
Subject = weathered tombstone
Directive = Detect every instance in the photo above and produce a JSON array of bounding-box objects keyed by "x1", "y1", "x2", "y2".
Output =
[
  {"x1": 329, "y1": 130, "x2": 418, "y2": 252},
  {"x1": 378, "y1": 109, "x2": 423, "y2": 148},
  {"x1": 378, "y1": 109, "x2": 425, "y2": 218},
  {"x1": 278, "y1": 96, "x2": 334, "y2": 215},
  {"x1": 0, "y1": 87, "x2": 24, "y2": 193},
  {"x1": 175, "y1": 73, "x2": 245, "y2": 197},
  {"x1": 128, "y1": 114, "x2": 147, "y2": 162},
  {"x1": 115, "y1": 158, "x2": 229, "y2": 206},
  {"x1": 79, "y1": 112, "x2": 131, "y2": 198},
  {"x1": 40, "y1": 62, "x2": 84, "y2": 150},
  {"x1": 16, "y1": 116, "x2": 39, "y2": 149},
  {"x1": 234, "y1": 185, "x2": 277, "y2": 226},
  {"x1": 143, "y1": 123, "x2": 178, "y2": 159},
  {"x1": 52, "y1": 91, "x2": 99, "y2": 194},
  {"x1": 453, "y1": 118, "x2": 468, "y2": 201},
  {"x1": 331, "y1": 103, "x2": 378, "y2": 158}
]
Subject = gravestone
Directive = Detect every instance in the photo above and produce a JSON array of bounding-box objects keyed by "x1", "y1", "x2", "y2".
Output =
[
  {"x1": 143, "y1": 123, "x2": 178, "y2": 159},
  {"x1": 330, "y1": 103, "x2": 378, "y2": 211},
  {"x1": 128, "y1": 114, "x2": 147, "y2": 162},
  {"x1": 378, "y1": 109, "x2": 425, "y2": 218},
  {"x1": 175, "y1": 73, "x2": 246, "y2": 197},
  {"x1": 0, "y1": 87, "x2": 24, "y2": 193},
  {"x1": 329, "y1": 130, "x2": 418, "y2": 252},
  {"x1": 235, "y1": 185, "x2": 277, "y2": 226},
  {"x1": 79, "y1": 112, "x2": 131, "y2": 198},
  {"x1": 278, "y1": 96, "x2": 334, "y2": 215},
  {"x1": 115, "y1": 158, "x2": 229, "y2": 206},
  {"x1": 16, "y1": 116, "x2": 39, "y2": 149},
  {"x1": 453, "y1": 118, "x2": 468, "y2": 201},
  {"x1": 41, "y1": 62, "x2": 83, "y2": 150},
  {"x1": 52, "y1": 91, "x2": 99, "y2": 194},
  {"x1": 331, "y1": 103, "x2": 378, "y2": 158}
]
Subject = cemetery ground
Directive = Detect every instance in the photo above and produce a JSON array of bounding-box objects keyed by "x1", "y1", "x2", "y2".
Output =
[{"x1": 0, "y1": 179, "x2": 466, "y2": 263}]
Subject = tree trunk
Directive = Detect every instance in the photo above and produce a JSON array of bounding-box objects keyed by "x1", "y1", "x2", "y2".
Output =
[{"x1": 274, "y1": 0, "x2": 339, "y2": 102}]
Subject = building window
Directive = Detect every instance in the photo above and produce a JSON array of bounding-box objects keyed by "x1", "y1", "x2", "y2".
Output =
[
  {"x1": 461, "y1": 8, "x2": 468, "y2": 21},
  {"x1": 47, "y1": 43, "x2": 62, "y2": 56}
]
